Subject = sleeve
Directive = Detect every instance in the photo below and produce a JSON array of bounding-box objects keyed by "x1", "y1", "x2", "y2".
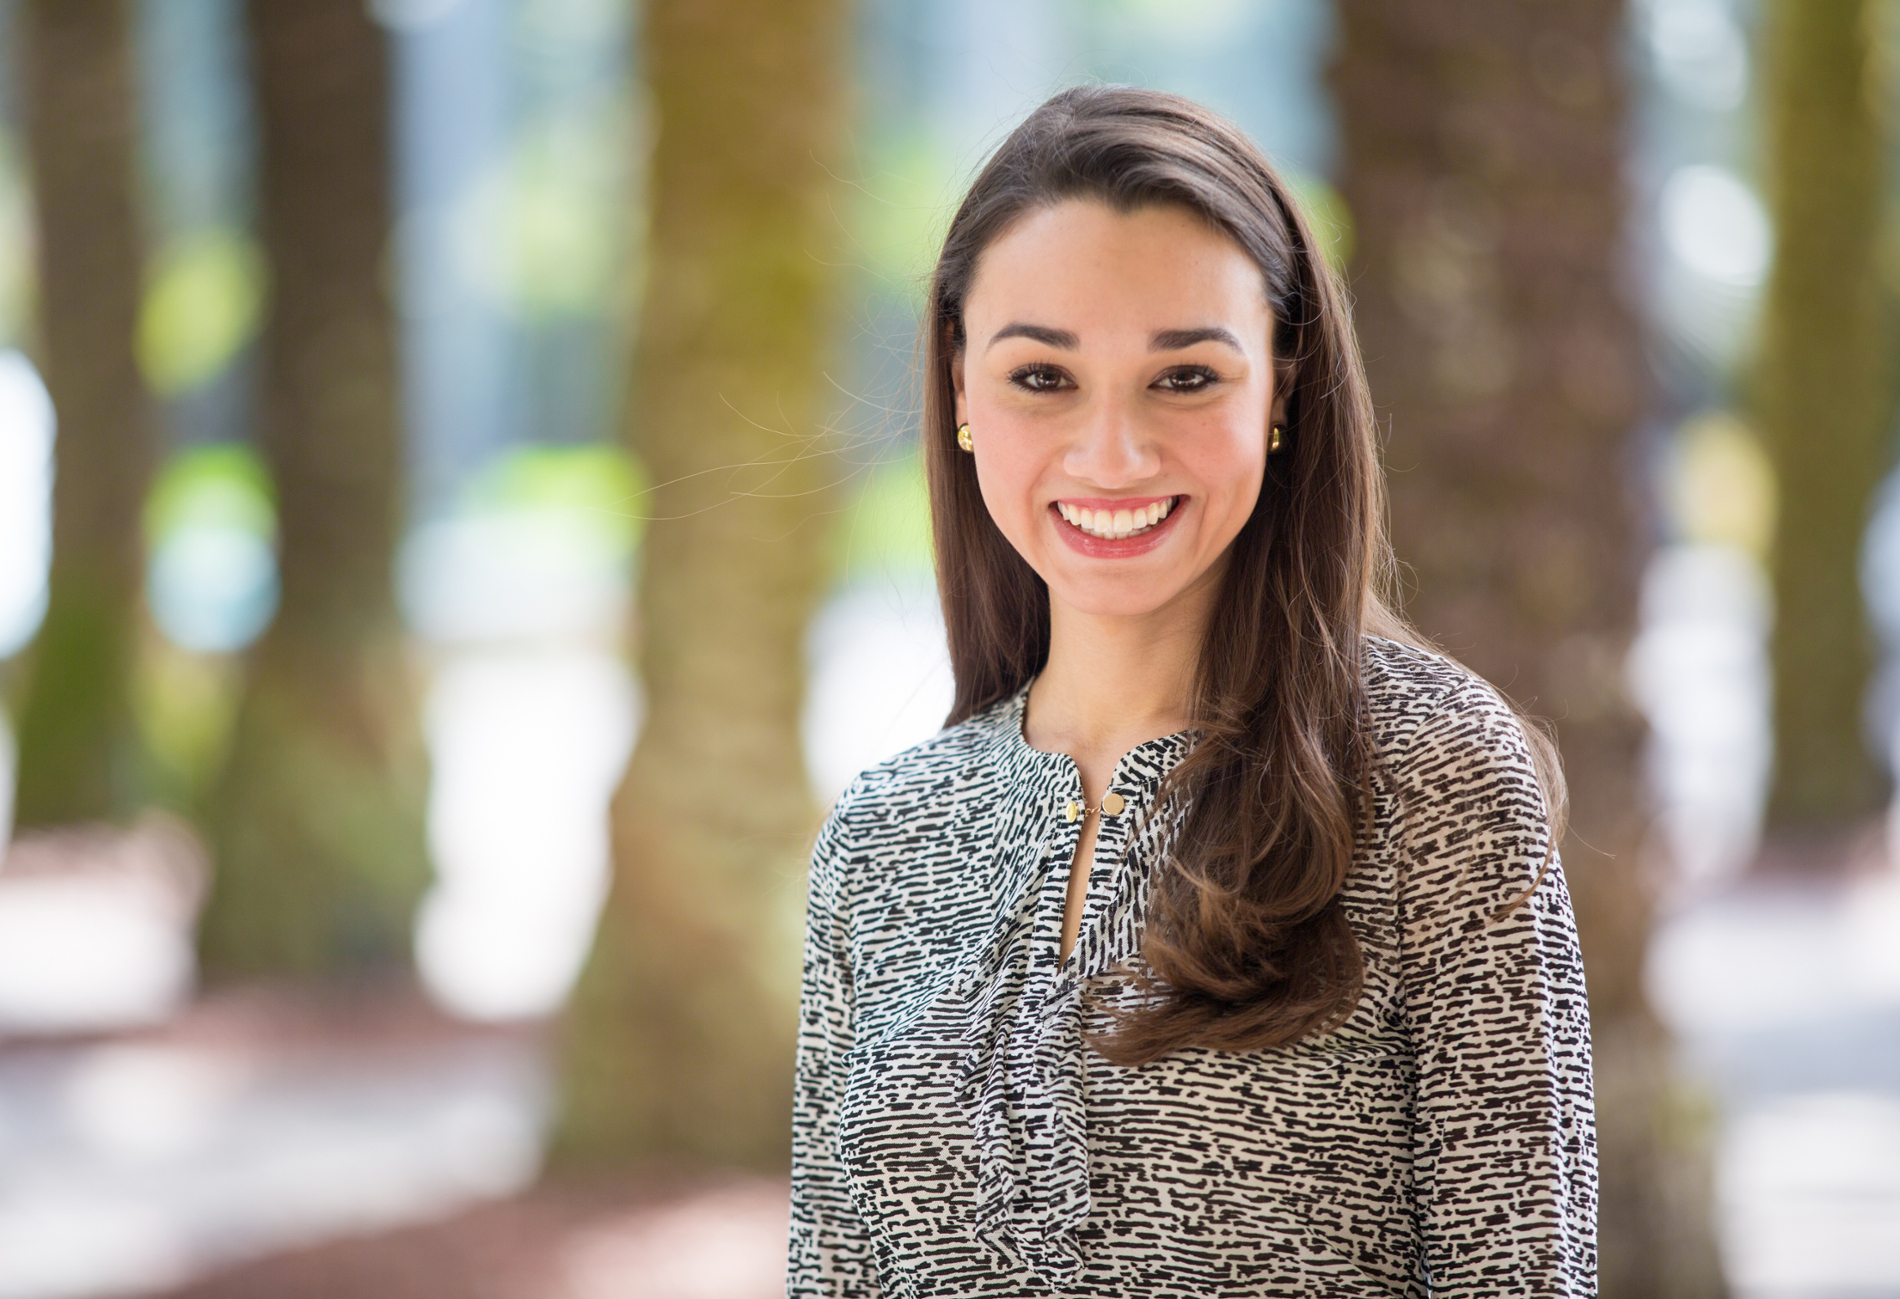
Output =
[
  {"x1": 787, "y1": 790, "x2": 881, "y2": 1297},
  {"x1": 1395, "y1": 680, "x2": 1598, "y2": 1297}
]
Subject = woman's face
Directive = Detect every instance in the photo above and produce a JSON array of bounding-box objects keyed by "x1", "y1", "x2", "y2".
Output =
[{"x1": 954, "y1": 199, "x2": 1282, "y2": 621}]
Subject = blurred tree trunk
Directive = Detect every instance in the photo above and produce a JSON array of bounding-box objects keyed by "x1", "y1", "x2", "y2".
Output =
[
  {"x1": 196, "y1": 1, "x2": 426, "y2": 978},
  {"x1": 1758, "y1": 0, "x2": 1891, "y2": 835},
  {"x1": 1332, "y1": 3, "x2": 1724, "y2": 1295},
  {"x1": 11, "y1": 0, "x2": 153, "y2": 830},
  {"x1": 553, "y1": 0, "x2": 850, "y2": 1168}
]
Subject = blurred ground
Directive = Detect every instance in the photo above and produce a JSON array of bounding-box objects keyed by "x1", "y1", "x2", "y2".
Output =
[
  {"x1": 140, "y1": 1166, "x2": 788, "y2": 1299},
  {"x1": 0, "y1": 985, "x2": 545, "y2": 1298},
  {"x1": 1651, "y1": 856, "x2": 1900, "y2": 1297},
  {"x1": 0, "y1": 980, "x2": 786, "y2": 1299}
]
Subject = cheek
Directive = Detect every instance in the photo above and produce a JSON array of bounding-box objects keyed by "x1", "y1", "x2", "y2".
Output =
[
  {"x1": 969, "y1": 422, "x2": 1050, "y2": 538},
  {"x1": 1186, "y1": 424, "x2": 1268, "y2": 529}
]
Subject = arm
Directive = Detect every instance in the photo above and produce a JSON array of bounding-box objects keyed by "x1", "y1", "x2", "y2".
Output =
[
  {"x1": 1396, "y1": 681, "x2": 1597, "y2": 1296},
  {"x1": 788, "y1": 791, "x2": 880, "y2": 1297}
]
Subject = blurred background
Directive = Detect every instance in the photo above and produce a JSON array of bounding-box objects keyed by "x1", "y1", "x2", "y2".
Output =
[{"x1": 0, "y1": 0, "x2": 1893, "y2": 1295}]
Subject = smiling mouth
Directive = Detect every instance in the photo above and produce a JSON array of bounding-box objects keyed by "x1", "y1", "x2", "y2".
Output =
[{"x1": 1054, "y1": 496, "x2": 1180, "y2": 541}]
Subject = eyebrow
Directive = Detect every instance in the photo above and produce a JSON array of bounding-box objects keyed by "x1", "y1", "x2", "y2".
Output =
[
  {"x1": 987, "y1": 322, "x2": 1079, "y2": 351},
  {"x1": 984, "y1": 323, "x2": 1248, "y2": 354},
  {"x1": 1150, "y1": 326, "x2": 1244, "y2": 353}
]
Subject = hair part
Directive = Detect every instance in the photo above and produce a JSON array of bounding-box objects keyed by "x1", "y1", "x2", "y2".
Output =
[{"x1": 923, "y1": 85, "x2": 1564, "y2": 1065}]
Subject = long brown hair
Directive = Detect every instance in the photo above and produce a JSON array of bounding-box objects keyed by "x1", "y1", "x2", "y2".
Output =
[{"x1": 924, "y1": 86, "x2": 1560, "y2": 1065}]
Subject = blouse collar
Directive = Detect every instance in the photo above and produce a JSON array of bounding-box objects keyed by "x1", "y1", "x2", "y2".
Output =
[
  {"x1": 990, "y1": 678, "x2": 1196, "y2": 792},
  {"x1": 957, "y1": 679, "x2": 1195, "y2": 1281}
]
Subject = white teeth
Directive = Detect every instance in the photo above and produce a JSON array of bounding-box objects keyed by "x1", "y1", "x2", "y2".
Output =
[{"x1": 1056, "y1": 496, "x2": 1178, "y2": 540}]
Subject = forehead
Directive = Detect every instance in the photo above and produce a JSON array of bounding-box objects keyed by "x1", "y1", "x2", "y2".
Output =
[{"x1": 964, "y1": 199, "x2": 1269, "y2": 334}]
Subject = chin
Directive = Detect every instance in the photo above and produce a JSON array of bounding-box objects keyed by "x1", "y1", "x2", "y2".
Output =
[{"x1": 1041, "y1": 569, "x2": 1201, "y2": 620}]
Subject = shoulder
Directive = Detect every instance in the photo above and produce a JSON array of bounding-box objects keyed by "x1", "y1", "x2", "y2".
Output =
[
  {"x1": 1361, "y1": 637, "x2": 1552, "y2": 867},
  {"x1": 816, "y1": 696, "x2": 1015, "y2": 854},
  {"x1": 808, "y1": 700, "x2": 1016, "y2": 913},
  {"x1": 1360, "y1": 639, "x2": 1555, "y2": 899},
  {"x1": 1361, "y1": 635, "x2": 1537, "y2": 777}
]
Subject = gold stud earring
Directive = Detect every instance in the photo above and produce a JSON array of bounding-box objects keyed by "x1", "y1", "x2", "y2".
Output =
[
  {"x1": 1268, "y1": 424, "x2": 1285, "y2": 454},
  {"x1": 956, "y1": 423, "x2": 974, "y2": 453}
]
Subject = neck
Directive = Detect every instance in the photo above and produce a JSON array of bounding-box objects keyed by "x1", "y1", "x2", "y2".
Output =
[{"x1": 1025, "y1": 576, "x2": 1213, "y2": 759}]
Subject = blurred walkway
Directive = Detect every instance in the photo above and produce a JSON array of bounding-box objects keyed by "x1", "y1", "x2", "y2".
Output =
[
  {"x1": 1652, "y1": 866, "x2": 1900, "y2": 1298},
  {"x1": 0, "y1": 990, "x2": 548, "y2": 1299},
  {"x1": 0, "y1": 984, "x2": 793, "y2": 1299}
]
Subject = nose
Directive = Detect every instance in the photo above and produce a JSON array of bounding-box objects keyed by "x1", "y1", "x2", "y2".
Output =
[{"x1": 1063, "y1": 396, "x2": 1160, "y2": 488}]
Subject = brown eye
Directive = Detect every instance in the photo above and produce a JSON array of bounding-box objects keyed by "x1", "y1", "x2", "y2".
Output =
[
  {"x1": 1155, "y1": 366, "x2": 1217, "y2": 393},
  {"x1": 1009, "y1": 365, "x2": 1069, "y2": 392}
]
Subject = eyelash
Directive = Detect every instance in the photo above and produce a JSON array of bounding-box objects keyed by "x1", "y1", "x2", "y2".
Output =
[
  {"x1": 1005, "y1": 364, "x2": 1223, "y2": 394},
  {"x1": 1154, "y1": 365, "x2": 1219, "y2": 393},
  {"x1": 1008, "y1": 364, "x2": 1069, "y2": 393}
]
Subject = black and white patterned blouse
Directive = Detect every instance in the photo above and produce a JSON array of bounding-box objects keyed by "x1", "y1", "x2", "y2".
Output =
[{"x1": 788, "y1": 636, "x2": 1596, "y2": 1297}]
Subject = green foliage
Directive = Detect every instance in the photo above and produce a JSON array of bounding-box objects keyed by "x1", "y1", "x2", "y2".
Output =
[
  {"x1": 1288, "y1": 175, "x2": 1353, "y2": 271},
  {"x1": 456, "y1": 111, "x2": 637, "y2": 321},
  {"x1": 461, "y1": 441, "x2": 647, "y2": 555},
  {"x1": 136, "y1": 228, "x2": 266, "y2": 397},
  {"x1": 1664, "y1": 412, "x2": 1775, "y2": 559},
  {"x1": 144, "y1": 441, "x2": 276, "y2": 545},
  {"x1": 849, "y1": 128, "x2": 955, "y2": 302},
  {"x1": 831, "y1": 447, "x2": 933, "y2": 582}
]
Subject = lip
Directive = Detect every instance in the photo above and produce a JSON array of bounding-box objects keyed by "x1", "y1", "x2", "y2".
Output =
[
  {"x1": 1053, "y1": 494, "x2": 1178, "y2": 513},
  {"x1": 1048, "y1": 494, "x2": 1186, "y2": 559}
]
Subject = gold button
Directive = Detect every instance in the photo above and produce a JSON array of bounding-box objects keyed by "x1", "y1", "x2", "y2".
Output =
[
  {"x1": 1101, "y1": 792, "x2": 1125, "y2": 816},
  {"x1": 1064, "y1": 801, "x2": 1080, "y2": 822}
]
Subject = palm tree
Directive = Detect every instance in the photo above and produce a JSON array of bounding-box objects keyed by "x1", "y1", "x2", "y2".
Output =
[
  {"x1": 1331, "y1": 2, "x2": 1723, "y2": 1293},
  {"x1": 1757, "y1": 0, "x2": 1891, "y2": 837},
  {"x1": 196, "y1": 0, "x2": 427, "y2": 978},
  {"x1": 554, "y1": 0, "x2": 851, "y2": 1168},
  {"x1": 10, "y1": 0, "x2": 153, "y2": 831}
]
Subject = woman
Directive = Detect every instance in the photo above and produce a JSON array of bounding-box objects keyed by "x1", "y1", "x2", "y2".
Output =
[{"x1": 790, "y1": 86, "x2": 1594, "y2": 1298}]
